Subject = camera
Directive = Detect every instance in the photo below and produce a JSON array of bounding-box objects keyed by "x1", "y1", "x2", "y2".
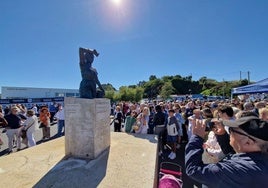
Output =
[{"x1": 205, "y1": 118, "x2": 215, "y2": 131}]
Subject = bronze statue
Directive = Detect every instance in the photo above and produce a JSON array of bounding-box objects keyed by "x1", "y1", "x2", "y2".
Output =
[{"x1": 79, "y1": 47, "x2": 105, "y2": 99}]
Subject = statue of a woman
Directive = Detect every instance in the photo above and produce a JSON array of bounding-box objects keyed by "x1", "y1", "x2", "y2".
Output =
[{"x1": 79, "y1": 47, "x2": 105, "y2": 99}]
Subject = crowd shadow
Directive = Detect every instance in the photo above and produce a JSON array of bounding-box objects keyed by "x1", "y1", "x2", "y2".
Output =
[{"x1": 128, "y1": 132, "x2": 158, "y2": 144}]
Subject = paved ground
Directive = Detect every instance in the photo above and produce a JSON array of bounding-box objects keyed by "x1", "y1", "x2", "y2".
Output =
[
  {"x1": 115, "y1": 122, "x2": 201, "y2": 188},
  {"x1": 0, "y1": 132, "x2": 157, "y2": 188},
  {"x1": 1, "y1": 121, "x2": 200, "y2": 188}
]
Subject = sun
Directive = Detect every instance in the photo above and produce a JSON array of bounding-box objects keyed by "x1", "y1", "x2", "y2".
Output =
[{"x1": 111, "y1": 0, "x2": 122, "y2": 6}]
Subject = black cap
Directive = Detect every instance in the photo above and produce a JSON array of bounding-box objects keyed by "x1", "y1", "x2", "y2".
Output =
[{"x1": 222, "y1": 116, "x2": 268, "y2": 141}]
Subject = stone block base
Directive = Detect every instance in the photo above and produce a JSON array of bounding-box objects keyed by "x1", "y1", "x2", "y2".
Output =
[{"x1": 64, "y1": 97, "x2": 110, "y2": 159}]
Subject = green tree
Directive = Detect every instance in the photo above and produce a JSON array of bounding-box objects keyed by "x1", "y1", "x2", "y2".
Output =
[
  {"x1": 149, "y1": 75, "x2": 157, "y2": 81},
  {"x1": 118, "y1": 86, "x2": 129, "y2": 101},
  {"x1": 160, "y1": 81, "x2": 175, "y2": 100},
  {"x1": 172, "y1": 77, "x2": 192, "y2": 94},
  {"x1": 240, "y1": 79, "x2": 249, "y2": 86},
  {"x1": 162, "y1": 76, "x2": 173, "y2": 83},
  {"x1": 116, "y1": 86, "x2": 144, "y2": 102},
  {"x1": 201, "y1": 89, "x2": 211, "y2": 96},
  {"x1": 199, "y1": 76, "x2": 208, "y2": 90},
  {"x1": 128, "y1": 85, "x2": 137, "y2": 89},
  {"x1": 205, "y1": 79, "x2": 218, "y2": 88},
  {"x1": 101, "y1": 74, "x2": 249, "y2": 101},
  {"x1": 104, "y1": 90, "x2": 115, "y2": 101},
  {"x1": 143, "y1": 78, "x2": 164, "y2": 99},
  {"x1": 113, "y1": 92, "x2": 121, "y2": 102},
  {"x1": 102, "y1": 83, "x2": 116, "y2": 91},
  {"x1": 137, "y1": 81, "x2": 146, "y2": 87},
  {"x1": 134, "y1": 87, "x2": 144, "y2": 102}
]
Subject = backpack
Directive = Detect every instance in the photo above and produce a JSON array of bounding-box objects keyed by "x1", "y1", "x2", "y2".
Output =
[
  {"x1": 167, "y1": 123, "x2": 178, "y2": 136},
  {"x1": 159, "y1": 174, "x2": 182, "y2": 188}
]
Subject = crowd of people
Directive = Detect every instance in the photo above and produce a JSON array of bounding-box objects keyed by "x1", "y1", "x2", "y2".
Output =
[
  {"x1": 1, "y1": 97, "x2": 268, "y2": 187},
  {"x1": 111, "y1": 98, "x2": 268, "y2": 187},
  {"x1": 0, "y1": 102, "x2": 65, "y2": 154}
]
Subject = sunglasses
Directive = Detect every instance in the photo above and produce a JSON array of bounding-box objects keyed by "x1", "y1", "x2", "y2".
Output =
[{"x1": 229, "y1": 127, "x2": 256, "y2": 142}]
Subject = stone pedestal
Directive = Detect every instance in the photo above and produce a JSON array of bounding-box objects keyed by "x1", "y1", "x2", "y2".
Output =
[{"x1": 64, "y1": 97, "x2": 110, "y2": 159}]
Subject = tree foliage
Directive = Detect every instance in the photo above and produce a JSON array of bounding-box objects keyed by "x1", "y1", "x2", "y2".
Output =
[
  {"x1": 160, "y1": 81, "x2": 175, "y2": 100},
  {"x1": 102, "y1": 74, "x2": 252, "y2": 102},
  {"x1": 102, "y1": 83, "x2": 116, "y2": 91},
  {"x1": 143, "y1": 78, "x2": 163, "y2": 99}
]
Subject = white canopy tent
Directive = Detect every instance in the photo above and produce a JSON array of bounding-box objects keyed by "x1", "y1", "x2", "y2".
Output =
[{"x1": 231, "y1": 78, "x2": 268, "y2": 98}]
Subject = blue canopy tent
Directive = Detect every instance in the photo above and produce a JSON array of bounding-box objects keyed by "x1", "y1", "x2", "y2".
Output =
[{"x1": 231, "y1": 78, "x2": 268, "y2": 98}]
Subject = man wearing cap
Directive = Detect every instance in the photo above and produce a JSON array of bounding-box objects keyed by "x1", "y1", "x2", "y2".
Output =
[{"x1": 185, "y1": 116, "x2": 268, "y2": 188}]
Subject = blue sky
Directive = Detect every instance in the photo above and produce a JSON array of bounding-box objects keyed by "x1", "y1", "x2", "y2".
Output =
[{"x1": 1, "y1": 0, "x2": 268, "y2": 91}]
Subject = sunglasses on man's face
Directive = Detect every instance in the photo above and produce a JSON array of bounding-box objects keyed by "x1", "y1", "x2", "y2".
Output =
[{"x1": 229, "y1": 127, "x2": 256, "y2": 142}]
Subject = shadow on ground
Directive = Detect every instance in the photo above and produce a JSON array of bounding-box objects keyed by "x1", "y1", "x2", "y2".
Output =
[
  {"x1": 33, "y1": 147, "x2": 110, "y2": 188},
  {"x1": 128, "y1": 132, "x2": 158, "y2": 144}
]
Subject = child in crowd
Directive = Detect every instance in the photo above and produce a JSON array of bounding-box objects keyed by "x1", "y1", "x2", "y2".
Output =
[
  {"x1": 166, "y1": 109, "x2": 180, "y2": 160},
  {"x1": 114, "y1": 106, "x2": 123, "y2": 132},
  {"x1": 174, "y1": 107, "x2": 184, "y2": 148}
]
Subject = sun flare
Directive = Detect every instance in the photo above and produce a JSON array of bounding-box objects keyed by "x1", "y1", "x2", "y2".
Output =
[{"x1": 111, "y1": 0, "x2": 121, "y2": 6}]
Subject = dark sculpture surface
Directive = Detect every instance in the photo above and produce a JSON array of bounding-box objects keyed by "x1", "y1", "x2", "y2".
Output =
[{"x1": 79, "y1": 47, "x2": 105, "y2": 99}]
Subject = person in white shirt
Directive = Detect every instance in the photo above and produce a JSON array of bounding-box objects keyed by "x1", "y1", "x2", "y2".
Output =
[
  {"x1": 22, "y1": 110, "x2": 39, "y2": 147},
  {"x1": 135, "y1": 107, "x2": 149, "y2": 134},
  {"x1": 31, "y1": 104, "x2": 38, "y2": 116},
  {"x1": 187, "y1": 109, "x2": 202, "y2": 140},
  {"x1": 54, "y1": 104, "x2": 65, "y2": 137}
]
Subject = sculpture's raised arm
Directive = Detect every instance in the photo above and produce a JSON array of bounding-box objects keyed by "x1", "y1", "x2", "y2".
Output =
[{"x1": 79, "y1": 47, "x2": 99, "y2": 64}]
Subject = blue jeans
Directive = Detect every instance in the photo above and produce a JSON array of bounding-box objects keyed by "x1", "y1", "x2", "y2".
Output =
[{"x1": 57, "y1": 120, "x2": 65, "y2": 137}]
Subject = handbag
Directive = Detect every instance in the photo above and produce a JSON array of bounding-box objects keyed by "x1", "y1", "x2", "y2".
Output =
[
  {"x1": 21, "y1": 120, "x2": 35, "y2": 139},
  {"x1": 21, "y1": 129, "x2": 27, "y2": 139},
  {"x1": 132, "y1": 120, "x2": 142, "y2": 132},
  {"x1": 132, "y1": 125, "x2": 140, "y2": 131},
  {"x1": 39, "y1": 123, "x2": 45, "y2": 128}
]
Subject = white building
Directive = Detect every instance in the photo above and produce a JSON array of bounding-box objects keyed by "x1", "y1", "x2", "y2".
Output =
[{"x1": 1, "y1": 86, "x2": 79, "y2": 99}]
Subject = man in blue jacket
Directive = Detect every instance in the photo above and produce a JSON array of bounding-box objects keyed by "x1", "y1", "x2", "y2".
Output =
[{"x1": 185, "y1": 115, "x2": 268, "y2": 188}]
